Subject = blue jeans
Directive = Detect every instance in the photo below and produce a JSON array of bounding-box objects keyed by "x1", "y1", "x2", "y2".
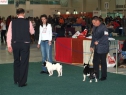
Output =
[{"x1": 40, "y1": 40, "x2": 52, "y2": 71}]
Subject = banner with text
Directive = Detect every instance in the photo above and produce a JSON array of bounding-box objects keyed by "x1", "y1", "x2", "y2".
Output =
[{"x1": 0, "y1": 0, "x2": 8, "y2": 5}]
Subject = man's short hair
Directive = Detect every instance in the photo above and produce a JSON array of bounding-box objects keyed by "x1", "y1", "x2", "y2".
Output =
[
  {"x1": 92, "y1": 16, "x2": 102, "y2": 22},
  {"x1": 16, "y1": 8, "x2": 25, "y2": 15}
]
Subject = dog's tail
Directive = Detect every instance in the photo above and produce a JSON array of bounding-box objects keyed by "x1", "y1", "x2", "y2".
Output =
[
  {"x1": 60, "y1": 64, "x2": 62, "y2": 68},
  {"x1": 60, "y1": 64, "x2": 62, "y2": 70}
]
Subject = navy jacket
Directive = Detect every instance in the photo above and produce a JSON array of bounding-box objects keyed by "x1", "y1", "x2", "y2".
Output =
[{"x1": 90, "y1": 24, "x2": 109, "y2": 53}]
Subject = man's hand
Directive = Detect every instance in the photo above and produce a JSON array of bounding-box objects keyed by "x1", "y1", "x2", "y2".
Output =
[
  {"x1": 94, "y1": 41, "x2": 99, "y2": 45},
  {"x1": 37, "y1": 44, "x2": 40, "y2": 48},
  {"x1": 90, "y1": 47, "x2": 94, "y2": 52},
  {"x1": 8, "y1": 47, "x2": 13, "y2": 53}
]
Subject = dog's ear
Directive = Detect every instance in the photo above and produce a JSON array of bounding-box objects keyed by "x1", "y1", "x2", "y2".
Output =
[{"x1": 83, "y1": 63, "x2": 86, "y2": 66}]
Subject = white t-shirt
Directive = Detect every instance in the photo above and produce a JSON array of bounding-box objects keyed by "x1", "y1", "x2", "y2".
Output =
[
  {"x1": 38, "y1": 24, "x2": 52, "y2": 44},
  {"x1": 1, "y1": 22, "x2": 6, "y2": 30}
]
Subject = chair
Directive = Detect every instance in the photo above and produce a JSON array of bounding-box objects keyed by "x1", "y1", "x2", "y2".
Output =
[{"x1": 65, "y1": 27, "x2": 75, "y2": 36}]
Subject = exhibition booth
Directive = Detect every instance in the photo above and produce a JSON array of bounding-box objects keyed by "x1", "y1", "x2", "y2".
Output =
[{"x1": 54, "y1": 31, "x2": 124, "y2": 67}]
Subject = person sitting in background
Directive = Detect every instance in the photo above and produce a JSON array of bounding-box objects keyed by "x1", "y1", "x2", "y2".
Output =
[
  {"x1": 59, "y1": 17, "x2": 64, "y2": 25},
  {"x1": 106, "y1": 22, "x2": 114, "y2": 37},
  {"x1": 56, "y1": 24, "x2": 65, "y2": 39},
  {"x1": 111, "y1": 20, "x2": 120, "y2": 34},
  {"x1": 76, "y1": 17, "x2": 83, "y2": 25},
  {"x1": 105, "y1": 15, "x2": 111, "y2": 25},
  {"x1": 81, "y1": 18, "x2": 86, "y2": 31}
]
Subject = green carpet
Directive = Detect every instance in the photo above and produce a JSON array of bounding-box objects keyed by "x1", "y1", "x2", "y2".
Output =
[
  {"x1": 0, "y1": 62, "x2": 126, "y2": 95},
  {"x1": 113, "y1": 36, "x2": 126, "y2": 40}
]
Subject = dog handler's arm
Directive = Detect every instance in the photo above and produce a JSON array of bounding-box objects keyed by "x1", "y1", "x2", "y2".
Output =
[
  {"x1": 48, "y1": 24, "x2": 52, "y2": 45},
  {"x1": 90, "y1": 27, "x2": 95, "y2": 52},
  {"x1": 37, "y1": 44, "x2": 40, "y2": 48},
  {"x1": 90, "y1": 36, "x2": 95, "y2": 52},
  {"x1": 37, "y1": 26, "x2": 42, "y2": 49},
  {"x1": 7, "y1": 21, "x2": 13, "y2": 53}
]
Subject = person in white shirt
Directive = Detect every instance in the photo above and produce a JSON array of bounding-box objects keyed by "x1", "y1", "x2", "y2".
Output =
[
  {"x1": 1, "y1": 20, "x2": 6, "y2": 43},
  {"x1": 37, "y1": 14, "x2": 52, "y2": 74}
]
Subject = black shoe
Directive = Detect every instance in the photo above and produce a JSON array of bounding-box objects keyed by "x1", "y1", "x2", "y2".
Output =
[
  {"x1": 18, "y1": 83, "x2": 27, "y2": 87},
  {"x1": 14, "y1": 82, "x2": 18, "y2": 84},
  {"x1": 40, "y1": 71, "x2": 46, "y2": 74},
  {"x1": 40, "y1": 71, "x2": 49, "y2": 74},
  {"x1": 46, "y1": 71, "x2": 49, "y2": 74},
  {"x1": 100, "y1": 77, "x2": 106, "y2": 81}
]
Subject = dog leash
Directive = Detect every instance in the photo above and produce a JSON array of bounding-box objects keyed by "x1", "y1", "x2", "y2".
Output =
[{"x1": 87, "y1": 52, "x2": 93, "y2": 65}]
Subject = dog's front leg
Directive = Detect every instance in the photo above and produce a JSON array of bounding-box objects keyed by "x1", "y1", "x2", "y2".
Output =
[
  {"x1": 49, "y1": 72, "x2": 52, "y2": 76},
  {"x1": 89, "y1": 79, "x2": 92, "y2": 83},
  {"x1": 58, "y1": 71, "x2": 60, "y2": 77},
  {"x1": 94, "y1": 74, "x2": 98, "y2": 82},
  {"x1": 51, "y1": 70, "x2": 53, "y2": 75},
  {"x1": 95, "y1": 78, "x2": 98, "y2": 82},
  {"x1": 58, "y1": 72, "x2": 60, "y2": 77},
  {"x1": 60, "y1": 69, "x2": 62, "y2": 76},
  {"x1": 83, "y1": 74, "x2": 86, "y2": 81},
  {"x1": 49, "y1": 70, "x2": 52, "y2": 76}
]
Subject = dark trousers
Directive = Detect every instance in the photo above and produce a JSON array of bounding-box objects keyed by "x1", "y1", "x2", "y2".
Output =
[
  {"x1": 93, "y1": 52, "x2": 107, "y2": 79},
  {"x1": 1, "y1": 30, "x2": 6, "y2": 43},
  {"x1": 12, "y1": 43, "x2": 30, "y2": 86}
]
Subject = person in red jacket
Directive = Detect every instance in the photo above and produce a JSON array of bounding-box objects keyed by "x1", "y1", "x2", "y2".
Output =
[{"x1": 111, "y1": 20, "x2": 120, "y2": 33}]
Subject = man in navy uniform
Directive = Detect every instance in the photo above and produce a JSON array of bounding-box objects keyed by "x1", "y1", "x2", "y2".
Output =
[
  {"x1": 90, "y1": 16, "x2": 109, "y2": 81},
  {"x1": 7, "y1": 8, "x2": 34, "y2": 87}
]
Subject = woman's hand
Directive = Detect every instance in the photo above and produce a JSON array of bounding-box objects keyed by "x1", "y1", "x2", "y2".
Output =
[
  {"x1": 48, "y1": 41, "x2": 52, "y2": 45},
  {"x1": 37, "y1": 44, "x2": 40, "y2": 48}
]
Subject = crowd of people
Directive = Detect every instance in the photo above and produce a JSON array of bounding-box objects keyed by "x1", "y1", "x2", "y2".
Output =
[{"x1": 0, "y1": 14, "x2": 126, "y2": 44}]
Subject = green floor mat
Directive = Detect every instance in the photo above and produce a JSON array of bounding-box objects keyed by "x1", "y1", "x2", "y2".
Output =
[{"x1": 0, "y1": 62, "x2": 126, "y2": 95}]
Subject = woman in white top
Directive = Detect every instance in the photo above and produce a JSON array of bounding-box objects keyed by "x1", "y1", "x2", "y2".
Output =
[
  {"x1": 37, "y1": 14, "x2": 52, "y2": 74},
  {"x1": 1, "y1": 20, "x2": 6, "y2": 43}
]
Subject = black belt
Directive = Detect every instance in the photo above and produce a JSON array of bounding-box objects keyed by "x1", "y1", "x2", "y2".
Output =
[{"x1": 42, "y1": 40, "x2": 48, "y2": 42}]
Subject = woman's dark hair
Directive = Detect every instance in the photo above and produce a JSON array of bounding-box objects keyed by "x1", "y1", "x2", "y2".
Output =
[
  {"x1": 40, "y1": 14, "x2": 48, "y2": 27},
  {"x1": 16, "y1": 8, "x2": 25, "y2": 15},
  {"x1": 92, "y1": 16, "x2": 102, "y2": 22}
]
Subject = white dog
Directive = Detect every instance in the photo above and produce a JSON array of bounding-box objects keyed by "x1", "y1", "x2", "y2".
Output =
[{"x1": 45, "y1": 61, "x2": 62, "y2": 77}]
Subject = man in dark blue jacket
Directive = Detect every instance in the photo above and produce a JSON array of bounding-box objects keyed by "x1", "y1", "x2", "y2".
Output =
[{"x1": 90, "y1": 16, "x2": 109, "y2": 81}]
